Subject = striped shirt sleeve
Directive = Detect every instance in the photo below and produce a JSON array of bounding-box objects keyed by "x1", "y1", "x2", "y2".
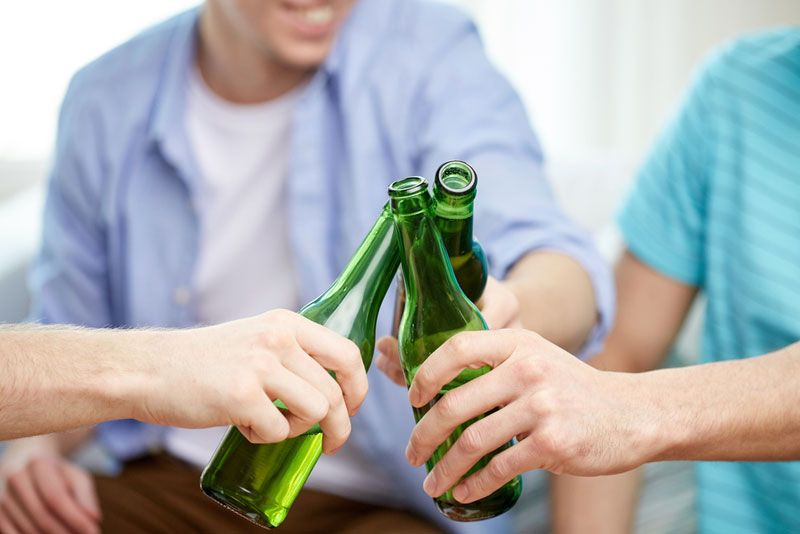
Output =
[{"x1": 617, "y1": 55, "x2": 722, "y2": 287}]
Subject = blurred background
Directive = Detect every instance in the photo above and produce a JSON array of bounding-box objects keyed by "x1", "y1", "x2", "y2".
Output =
[{"x1": 1, "y1": 1, "x2": 799, "y2": 532}]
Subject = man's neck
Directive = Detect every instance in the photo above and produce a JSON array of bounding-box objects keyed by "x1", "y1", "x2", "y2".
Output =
[{"x1": 197, "y1": 8, "x2": 313, "y2": 104}]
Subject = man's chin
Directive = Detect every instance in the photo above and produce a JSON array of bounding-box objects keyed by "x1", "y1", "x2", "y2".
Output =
[{"x1": 275, "y1": 42, "x2": 335, "y2": 72}]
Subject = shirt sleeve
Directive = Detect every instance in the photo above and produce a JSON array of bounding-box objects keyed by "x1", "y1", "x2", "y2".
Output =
[
  {"x1": 29, "y1": 74, "x2": 158, "y2": 460},
  {"x1": 412, "y1": 18, "x2": 614, "y2": 358},
  {"x1": 617, "y1": 58, "x2": 718, "y2": 288},
  {"x1": 29, "y1": 75, "x2": 113, "y2": 327}
]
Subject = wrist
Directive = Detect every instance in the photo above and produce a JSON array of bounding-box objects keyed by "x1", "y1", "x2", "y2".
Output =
[
  {"x1": 95, "y1": 328, "x2": 176, "y2": 422},
  {"x1": 635, "y1": 368, "x2": 694, "y2": 463},
  {"x1": 608, "y1": 370, "x2": 674, "y2": 468}
]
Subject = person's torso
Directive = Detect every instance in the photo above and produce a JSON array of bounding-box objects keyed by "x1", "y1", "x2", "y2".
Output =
[
  {"x1": 163, "y1": 64, "x2": 404, "y2": 506},
  {"x1": 57, "y1": 3, "x2": 527, "y2": 530},
  {"x1": 696, "y1": 30, "x2": 800, "y2": 533}
]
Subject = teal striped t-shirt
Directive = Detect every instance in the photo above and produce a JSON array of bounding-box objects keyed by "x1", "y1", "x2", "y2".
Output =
[{"x1": 618, "y1": 29, "x2": 800, "y2": 533}]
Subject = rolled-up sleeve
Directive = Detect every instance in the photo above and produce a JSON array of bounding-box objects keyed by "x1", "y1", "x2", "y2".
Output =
[{"x1": 412, "y1": 17, "x2": 614, "y2": 358}]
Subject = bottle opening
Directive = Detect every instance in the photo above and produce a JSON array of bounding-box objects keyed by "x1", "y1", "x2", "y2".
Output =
[
  {"x1": 436, "y1": 161, "x2": 476, "y2": 195},
  {"x1": 389, "y1": 176, "x2": 429, "y2": 197}
]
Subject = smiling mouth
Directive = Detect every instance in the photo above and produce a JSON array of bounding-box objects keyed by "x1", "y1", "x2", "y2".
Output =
[{"x1": 284, "y1": 2, "x2": 335, "y2": 27}]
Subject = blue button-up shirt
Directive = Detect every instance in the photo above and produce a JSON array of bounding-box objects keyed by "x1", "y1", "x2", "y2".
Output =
[{"x1": 31, "y1": 1, "x2": 613, "y2": 531}]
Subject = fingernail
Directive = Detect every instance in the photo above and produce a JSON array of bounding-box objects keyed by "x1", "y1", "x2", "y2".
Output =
[
  {"x1": 423, "y1": 472, "x2": 438, "y2": 496},
  {"x1": 453, "y1": 484, "x2": 469, "y2": 503},
  {"x1": 405, "y1": 443, "x2": 417, "y2": 465},
  {"x1": 408, "y1": 387, "x2": 419, "y2": 406}
]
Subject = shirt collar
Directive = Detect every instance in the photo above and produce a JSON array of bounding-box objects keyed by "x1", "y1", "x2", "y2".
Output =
[{"x1": 147, "y1": 8, "x2": 199, "y2": 153}]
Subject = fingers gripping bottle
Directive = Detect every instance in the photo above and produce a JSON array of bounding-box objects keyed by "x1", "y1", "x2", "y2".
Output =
[
  {"x1": 201, "y1": 204, "x2": 400, "y2": 529},
  {"x1": 389, "y1": 177, "x2": 521, "y2": 521}
]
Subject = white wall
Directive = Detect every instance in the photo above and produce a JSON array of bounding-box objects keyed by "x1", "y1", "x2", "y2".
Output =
[
  {"x1": 0, "y1": 1, "x2": 198, "y2": 163},
  {"x1": 453, "y1": 0, "x2": 800, "y2": 162}
]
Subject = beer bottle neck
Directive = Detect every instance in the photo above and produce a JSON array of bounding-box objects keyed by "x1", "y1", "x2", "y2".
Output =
[
  {"x1": 300, "y1": 204, "x2": 399, "y2": 363},
  {"x1": 433, "y1": 160, "x2": 477, "y2": 257},
  {"x1": 390, "y1": 178, "x2": 463, "y2": 303}
]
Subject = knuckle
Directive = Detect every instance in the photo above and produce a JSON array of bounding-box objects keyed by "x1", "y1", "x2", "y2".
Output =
[
  {"x1": 513, "y1": 359, "x2": 539, "y2": 385},
  {"x1": 258, "y1": 327, "x2": 294, "y2": 351},
  {"x1": 413, "y1": 366, "x2": 433, "y2": 392},
  {"x1": 486, "y1": 454, "x2": 510, "y2": 482},
  {"x1": 408, "y1": 430, "x2": 428, "y2": 454},
  {"x1": 251, "y1": 353, "x2": 275, "y2": 376},
  {"x1": 448, "y1": 334, "x2": 470, "y2": 355},
  {"x1": 457, "y1": 426, "x2": 485, "y2": 456},
  {"x1": 435, "y1": 392, "x2": 461, "y2": 421},
  {"x1": 536, "y1": 425, "x2": 560, "y2": 457},
  {"x1": 231, "y1": 376, "x2": 256, "y2": 404},
  {"x1": 524, "y1": 329, "x2": 545, "y2": 345},
  {"x1": 434, "y1": 460, "x2": 453, "y2": 482},
  {"x1": 535, "y1": 391, "x2": 557, "y2": 417}
]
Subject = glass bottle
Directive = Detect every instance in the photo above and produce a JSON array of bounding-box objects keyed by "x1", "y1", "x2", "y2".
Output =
[
  {"x1": 200, "y1": 204, "x2": 400, "y2": 529},
  {"x1": 389, "y1": 177, "x2": 521, "y2": 522},
  {"x1": 390, "y1": 160, "x2": 488, "y2": 335}
]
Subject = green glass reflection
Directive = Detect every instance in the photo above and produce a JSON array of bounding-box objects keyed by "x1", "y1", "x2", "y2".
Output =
[
  {"x1": 389, "y1": 177, "x2": 521, "y2": 522},
  {"x1": 201, "y1": 204, "x2": 400, "y2": 529},
  {"x1": 391, "y1": 160, "x2": 488, "y2": 335}
]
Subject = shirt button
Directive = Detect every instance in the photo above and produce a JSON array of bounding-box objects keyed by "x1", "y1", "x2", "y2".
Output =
[{"x1": 173, "y1": 287, "x2": 191, "y2": 306}]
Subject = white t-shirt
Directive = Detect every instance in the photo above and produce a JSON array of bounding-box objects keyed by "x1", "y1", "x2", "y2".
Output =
[{"x1": 165, "y1": 68, "x2": 397, "y2": 506}]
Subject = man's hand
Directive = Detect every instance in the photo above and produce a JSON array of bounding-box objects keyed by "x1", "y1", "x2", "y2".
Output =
[
  {"x1": 376, "y1": 277, "x2": 520, "y2": 386},
  {"x1": 0, "y1": 438, "x2": 100, "y2": 534},
  {"x1": 134, "y1": 310, "x2": 368, "y2": 454},
  {"x1": 405, "y1": 329, "x2": 658, "y2": 504}
]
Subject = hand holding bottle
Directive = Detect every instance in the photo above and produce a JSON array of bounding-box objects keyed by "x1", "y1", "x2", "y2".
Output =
[
  {"x1": 405, "y1": 329, "x2": 649, "y2": 504},
  {"x1": 376, "y1": 276, "x2": 521, "y2": 386},
  {"x1": 0, "y1": 310, "x2": 366, "y2": 534},
  {"x1": 140, "y1": 310, "x2": 368, "y2": 450}
]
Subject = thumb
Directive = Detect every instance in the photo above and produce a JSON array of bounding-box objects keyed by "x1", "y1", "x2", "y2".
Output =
[
  {"x1": 62, "y1": 462, "x2": 101, "y2": 519},
  {"x1": 376, "y1": 336, "x2": 406, "y2": 386}
]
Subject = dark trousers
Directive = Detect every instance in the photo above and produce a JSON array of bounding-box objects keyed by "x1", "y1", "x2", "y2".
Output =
[{"x1": 94, "y1": 454, "x2": 442, "y2": 533}]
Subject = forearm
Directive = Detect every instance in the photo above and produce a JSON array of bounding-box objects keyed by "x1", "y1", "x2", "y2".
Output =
[
  {"x1": 551, "y1": 472, "x2": 640, "y2": 534},
  {"x1": 505, "y1": 251, "x2": 596, "y2": 353},
  {"x1": 551, "y1": 344, "x2": 800, "y2": 532},
  {"x1": 0, "y1": 324, "x2": 164, "y2": 440},
  {"x1": 645, "y1": 342, "x2": 800, "y2": 462}
]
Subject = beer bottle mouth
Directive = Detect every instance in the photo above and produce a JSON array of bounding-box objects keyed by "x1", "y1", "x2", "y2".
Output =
[
  {"x1": 389, "y1": 176, "x2": 429, "y2": 197},
  {"x1": 435, "y1": 161, "x2": 476, "y2": 195}
]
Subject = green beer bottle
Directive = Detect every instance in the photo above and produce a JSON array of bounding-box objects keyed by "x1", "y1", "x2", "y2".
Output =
[
  {"x1": 390, "y1": 160, "x2": 489, "y2": 334},
  {"x1": 389, "y1": 177, "x2": 521, "y2": 522},
  {"x1": 431, "y1": 160, "x2": 488, "y2": 301},
  {"x1": 201, "y1": 204, "x2": 400, "y2": 529}
]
